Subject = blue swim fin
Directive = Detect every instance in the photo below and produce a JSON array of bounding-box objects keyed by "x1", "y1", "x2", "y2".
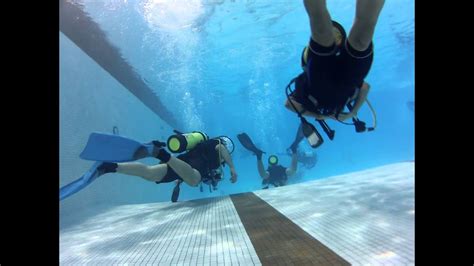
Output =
[
  {"x1": 60, "y1": 162, "x2": 103, "y2": 201},
  {"x1": 79, "y1": 132, "x2": 155, "y2": 162}
]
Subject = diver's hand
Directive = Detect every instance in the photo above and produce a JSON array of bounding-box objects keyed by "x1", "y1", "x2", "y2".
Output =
[
  {"x1": 314, "y1": 113, "x2": 328, "y2": 120},
  {"x1": 335, "y1": 112, "x2": 355, "y2": 121},
  {"x1": 230, "y1": 168, "x2": 238, "y2": 183},
  {"x1": 151, "y1": 140, "x2": 166, "y2": 148}
]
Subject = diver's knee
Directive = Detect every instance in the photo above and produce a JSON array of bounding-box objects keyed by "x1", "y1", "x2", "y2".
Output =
[
  {"x1": 348, "y1": 36, "x2": 372, "y2": 52},
  {"x1": 284, "y1": 99, "x2": 293, "y2": 110},
  {"x1": 189, "y1": 178, "x2": 200, "y2": 187},
  {"x1": 188, "y1": 170, "x2": 202, "y2": 187}
]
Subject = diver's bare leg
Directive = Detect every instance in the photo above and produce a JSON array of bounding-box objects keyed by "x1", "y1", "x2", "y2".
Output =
[
  {"x1": 116, "y1": 162, "x2": 167, "y2": 182},
  {"x1": 284, "y1": 98, "x2": 326, "y2": 120},
  {"x1": 257, "y1": 157, "x2": 268, "y2": 179},
  {"x1": 348, "y1": 0, "x2": 385, "y2": 51},
  {"x1": 286, "y1": 152, "x2": 298, "y2": 177},
  {"x1": 303, "y1": 0, "x2": 335, "y2": 47},
  {"x1": 166, "y1": 157, "x2": 201, "y2": 187},
  {"x1": 117, "y1": 158, "x2": 201, "y2": 187}
]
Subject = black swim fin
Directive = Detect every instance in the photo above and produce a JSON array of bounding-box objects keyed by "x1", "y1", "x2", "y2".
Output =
[{"x1": 237, "y1": 133, "x2": 265, "y2": 158}]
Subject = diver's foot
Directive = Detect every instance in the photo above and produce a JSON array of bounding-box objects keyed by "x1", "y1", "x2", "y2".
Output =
[
  {"x1": 255, "y1": 150, "x2": 263, "y2": 161},
  {"x1": 97, "y1": 162, "x2": 118, "y2": 176},
  {"x1": 151, "y1": 140, "x2": 166, "y2": 156},
  {"x1": 148, "y1": 140, "x2": 167, "y2": 158},
  {"x1": 262, "y1": 186, "x2": 269, "y2": 190},
  {"x1": 152, "y1": 140, "x2": 166, "y2": 148},
  {"x1": 155, "y1": 147, "x2": 171, "y2": 163},
  {"x1": 131, "y1": 140, "x2": 166, "y2": 160}
]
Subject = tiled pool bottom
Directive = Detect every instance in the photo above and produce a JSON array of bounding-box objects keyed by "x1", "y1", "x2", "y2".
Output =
[
  {"x1": 60, "y1": 162, "x2": 414, "y2": 265},
  {"x1": 255, "y1": 162, "x2": 414, "y2": 265},
  {"x1": 60, "y1": 197, "x2": 259, "y2": 265}
]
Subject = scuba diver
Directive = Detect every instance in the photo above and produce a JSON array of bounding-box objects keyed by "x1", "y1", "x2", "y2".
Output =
[
  {"x1": 288, "y1": 149, "x2": 317, "y2": 169},
  {"x1": 284, "y1": 0, "x2": 383, "y2": 148},
  {"x1": 60, "y1": 131, "x2": 238, "y2": 202},
  {"x1": 286, "y1": 124, "x2": 318, "y2": 169},
  {"x1": 237, "y1": 133, "x2": 298, "y2": 189}
]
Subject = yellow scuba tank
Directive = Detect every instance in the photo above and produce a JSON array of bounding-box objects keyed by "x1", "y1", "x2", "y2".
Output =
[
  {"x1": 268, "y1": 155, "x2": 279, "y2": 165},
  {"x1": 167, "y1": 131, "x2": 209, "y2": 153}
]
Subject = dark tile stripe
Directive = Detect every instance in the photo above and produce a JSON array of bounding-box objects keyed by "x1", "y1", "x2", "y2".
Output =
[
  {"x1": 59, "y1": 0, "x2": 180, "y2": 129},
  {"x1": 230, "y1": 192, "x2": 350, "y2": 266}
]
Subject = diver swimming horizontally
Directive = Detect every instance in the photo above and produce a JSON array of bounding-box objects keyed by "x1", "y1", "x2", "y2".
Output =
[
  {"x1": 284, "y1": 0, "x2": 382, "y2": 148},
  {"x1": 60, "y1": 131, "x2": 238, "y2": 202},
  {"x1": 237, "y1": 132, "x2": 298, "y2": 189}
]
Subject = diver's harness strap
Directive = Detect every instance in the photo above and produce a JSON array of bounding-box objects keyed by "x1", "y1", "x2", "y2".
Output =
[
  {"x1": 199, "y1": 138, "x2": 225, "y2": 193},
  {"x1": 285, "y1": 75, "x2": 376, "y2": 141},
  {"x1": 345, "y1": 100, "x2": 376, "y2": 132},
  {"x1": 165, "y1": 131, "x2": 226, "y2": 200},
  {"x1": 285, "y1": 77, "x2": 335, "y2": 141}
]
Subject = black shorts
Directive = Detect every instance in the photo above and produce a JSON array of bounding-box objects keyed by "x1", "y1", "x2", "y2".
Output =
[
  {"x1": 156, "y1": 165, "x2": 183, "y2": 184},
  {"x1": 158, "y1": 166, "x2": 218, "y2": 184},
  {"x1": 291, "y1": 38, "x2": 374, "y2": 113},
  {"x1": 155, "y1": 153, "x2": 202, "y2": 184},
  {"x1": 154, "y1": 139, "x2": 220, "y2": 184}
]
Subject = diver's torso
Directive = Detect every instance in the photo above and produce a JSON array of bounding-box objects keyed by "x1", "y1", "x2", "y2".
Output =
[
  {"x1": 267, "y1": 165, "x2": 287, "y2": 183},
  {"x1": 177, "y1": 139, "x2": 221, "y2": 177},
  {"x1": 301, "y1": 45, "x2": 363, "y2": 114}
]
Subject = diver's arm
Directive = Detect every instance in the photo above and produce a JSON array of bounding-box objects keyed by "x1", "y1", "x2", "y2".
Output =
[
  {"x1": 217, "y1": 144, "x2": 238, "y2": 183},
  {"x1": 285, "y1": 97, "x2": 328, "y2": 120},
  {"x1": 347, "y1": 82, "x2": 370, "y2": 118},
  {"x1": 286, "y1": 152, "x2": 298, "y2": 177},
  {"x1": 325, "y1": 83, "x2": 371, "y2": 121},
  {"x1": 257, "y1": 158, "x2": 270, "y2": 179}
]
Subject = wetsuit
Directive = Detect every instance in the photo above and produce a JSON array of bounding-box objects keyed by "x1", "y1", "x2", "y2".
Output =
[
  {"x1": 156, "y1": 139, "x2": 222, "y2": 184},
  {"x1": 262, "y1": 165, "x2": 288, "y2": 187}
]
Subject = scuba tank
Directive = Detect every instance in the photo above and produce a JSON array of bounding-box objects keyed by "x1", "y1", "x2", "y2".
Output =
[
  {"x1": 268, "y1": 155, "x2": 279, "y2": 165},
  {"x1": 167, "y1": 130, "x2": 209, "y2": 153}
]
